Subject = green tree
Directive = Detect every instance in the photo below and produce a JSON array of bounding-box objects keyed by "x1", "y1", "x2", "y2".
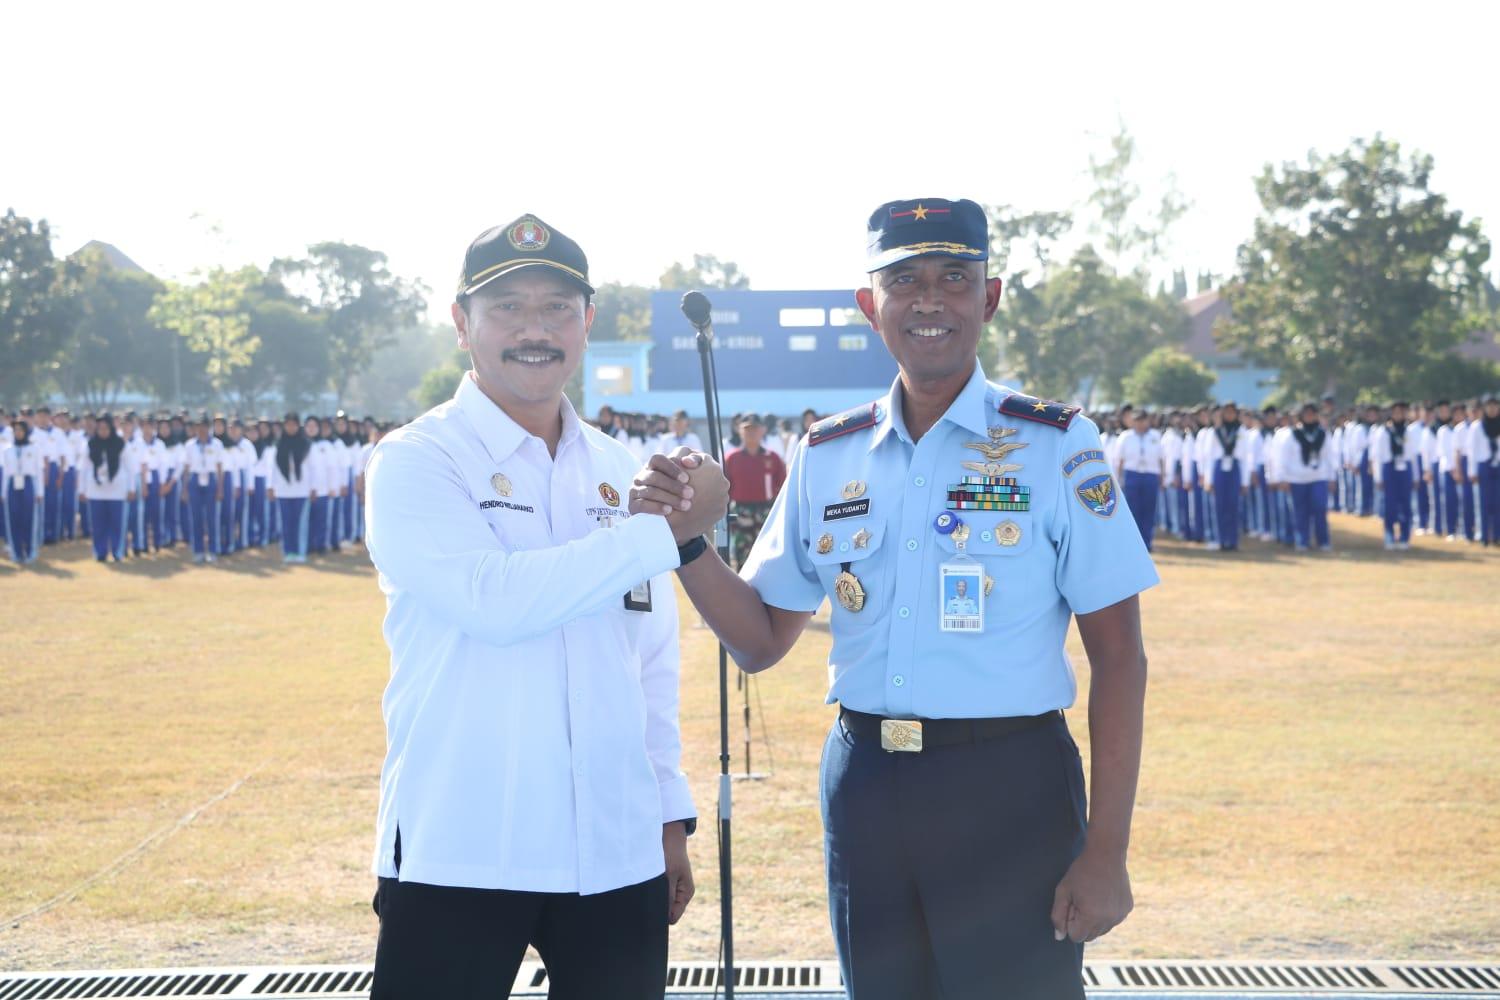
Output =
[
  {"x1": 150, "y1": 266, "x2": 261, "y2": 403},
  {"x1": 344, "y1": 321, "x2": 454, "y2": 416},
  {"x1": 0, "y1": 210, "x2": 73, "y2": 400},
  {"x1": 1086, "y1": 122, "x2": 1191, "y2": 275},
  {"x1": 273, "y1": 242, "x2": 426, "y2": 405},
  {"x1": 997, "y1": 245, "x2": 1188, "y2": 404},
  {"x1": 589, "y1": 281, "x2": 652, "y2": 341},
  {"x1": 1121, "y1": 346, "x2": 1217, "y2": 407},
  {"x1": 658, "y1": 254, "x2": 750, "y2": 290},
  {"x1": 56, "y1": 245, "x2": 167, "y2": 408},
  {"x1": 1219, "y1": 135, "x2": 1492, "y2": 403},
  {"x1": 229, "y1": 277, "x2": 330, "y2": 412},
  {"x1": 414, "y1": 352, "x2": 467, "y2": 412}
]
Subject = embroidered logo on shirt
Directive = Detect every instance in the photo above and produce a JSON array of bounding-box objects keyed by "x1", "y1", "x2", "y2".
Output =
[
  {"x1": 1062, "y1": 449, "x2": 1106, "y2": 476},
  {"x1": 1074, "y1": 474, "x2": 1117, "y2": 518},
  {"x1": 598, "y1": 482, "x2": 621, "y2": 506},
  {"x1": 491, "y1": 472, "x2": 513, "y2": 497}
]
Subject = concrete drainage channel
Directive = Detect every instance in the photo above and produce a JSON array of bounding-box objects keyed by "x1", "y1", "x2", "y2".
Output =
[{"x1": 1, "y1": 960, "x2": 1497, "y2": 998}]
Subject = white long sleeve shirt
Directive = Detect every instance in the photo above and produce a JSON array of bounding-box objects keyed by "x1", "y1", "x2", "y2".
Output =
[
  {"x1": 364, "y1": 374, "x2": 695, "y2": 895},
  {"x1": 1469, "y1": 419, "x2": 1500, "y2": 473},
  {"x1": 268, "y1": 442, "x2": 313, "y2": 498},
  {"x1": 1277, "y1": 425, "x2": 1339, "y2": 484},
  {"x1": 1368, "y1": 423, "x2": 1416, "y2": 483},
  {"x1": 1116, "y1": 429, "x2": 1165, "y2": 476},
  {"x1": 81, "y1": 447, "x2": 136, "y2": 501},
  {"x1": 1198, "y1": 425, "x2": 1256, "y2": 488},
  {"x1": 182, "y1": 437, "x2": 226, "y2": 486},
  {"x1": 4, "y1": 444, "x2": 44, "y2": 494}
]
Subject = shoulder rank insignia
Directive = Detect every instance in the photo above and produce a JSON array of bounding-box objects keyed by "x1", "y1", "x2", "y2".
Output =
[
  {"x1": 809, "y1": 402, "x2": 880, "y2": 447},
  {"x1": 998, "y1": 393, "x2": 1080, "y2": 431}
]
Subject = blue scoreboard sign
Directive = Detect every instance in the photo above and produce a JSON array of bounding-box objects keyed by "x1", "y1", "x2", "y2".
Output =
[{"x1": 648, "y1": 289, "x2": 898, "y2": 392}]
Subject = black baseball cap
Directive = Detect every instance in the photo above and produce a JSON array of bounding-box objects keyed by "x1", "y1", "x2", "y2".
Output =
[
  {"x1": 866, "y1": 198, "x2": 989, "y2": 273},
  {"x1": 458, "y1": 213, "x2": 594, "y2": 299}
]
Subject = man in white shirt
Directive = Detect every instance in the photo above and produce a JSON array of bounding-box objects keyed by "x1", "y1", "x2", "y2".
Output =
[
  {"x1": 1115, "y1": 409, "x2": 1164, "y2": 551},
  {"x1": 659, "y1": 409, "x2": 702, "y2": 454},
  {"x1": 364, "y1": 215, "x2": 725, "y2": 1000},
  {"x1": 182, "y1": 416, "x2": 226, "y2": 563}
]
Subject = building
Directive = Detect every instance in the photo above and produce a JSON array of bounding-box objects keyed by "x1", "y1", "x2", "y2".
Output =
[
  {"x1": 583, "y1": 290, "x2": 897, "y2": 423},
  {"x1": 1180, "y1": 290, "x2": 1281, "y2": 407}
]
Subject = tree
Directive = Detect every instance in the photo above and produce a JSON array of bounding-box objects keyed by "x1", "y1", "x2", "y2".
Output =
[
  {"x1": 0, "y1": 210, "x2": 73, "y2": 401},
  {"x1": 229, "y1": 277, "x2": 330, "y2": 412},
  {"x1": 56, "y1": 245, "x2": 167, "y2": 408},
  {"x1": 273, "y1": 242, "x2": 426, "y2": 405},
  {"x1": 344, "y1": 321, "x2": 454, "y2": 416},
  {"x1": 997, "y1": 245, "x2": 1188, "y2": 405},
  {"x1": 658, "y1": 254, "x2": 750, "y2": 290},
  {"x1": 150, "y1": 267, "x2": 261, "y2": 402},
  {"x1": 589, "y1": 282, "x2": 652, "y2": 341},
  {"x1": 1219, "y1": 135, "x2": 1492, "y2": 403},
  {"x1": 1122, "y1": 347, "x2": 1217, "y2": 407},
  {"x1": 981, "y1": 205, "x2": 1074, "y2": 374},
  {"x1": 1086, "y1": 122, "x2": 1191, "y2": 275},
  {"x1": 414, "y1": 352, "x2": 467, "y2": 412}
]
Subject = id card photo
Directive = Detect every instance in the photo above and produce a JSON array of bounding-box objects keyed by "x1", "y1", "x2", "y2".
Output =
[{"x1": 939, "y1": 562, "x2": 984, "y2": 633}]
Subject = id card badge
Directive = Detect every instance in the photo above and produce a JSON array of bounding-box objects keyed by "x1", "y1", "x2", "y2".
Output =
[
  {"x1": 1220, "y1": 457, "x2": 1234, "y2": 473},
  {"x1": 939, "y1": 557, "x2": 984, "y2": 633},
  {"x1": 624, "y1": 579, "x2": 653, "y2": 612}
]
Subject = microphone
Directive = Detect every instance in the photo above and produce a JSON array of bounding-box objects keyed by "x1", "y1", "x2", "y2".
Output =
[{"x1": 680, "y1": 290, "x2": 713, "y2": 334}]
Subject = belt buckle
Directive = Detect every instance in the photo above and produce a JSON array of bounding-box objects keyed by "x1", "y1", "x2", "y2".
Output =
[{"x1": 880, "y1": 719, "x2": 923, "y2": 752}]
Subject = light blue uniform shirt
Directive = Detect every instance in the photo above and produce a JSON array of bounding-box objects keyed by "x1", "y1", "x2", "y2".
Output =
[{"x1": 741, "y1": 364, "x2": 1159, "y2": 719}]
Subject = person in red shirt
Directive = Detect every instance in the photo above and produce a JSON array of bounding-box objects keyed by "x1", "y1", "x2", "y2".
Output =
[{"x1": 724, "y1": 412, "x2": 787, "y2": 567}]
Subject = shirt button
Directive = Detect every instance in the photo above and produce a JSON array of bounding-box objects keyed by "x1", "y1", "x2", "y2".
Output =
[
  {"x1": 840, "y1": 541, "x2": 849, "y2": 553},
  {"x1": 892, "y1": 675, "x2": 905, "y2": 687},
  {"x1": 898, "y1": 606, "x2": 910, "y2": 618},
  {"x1": 981, "y1": 530, "x2": 993, "y2": 543},
  {"x1": 914, "y1": 476, "x2": 926, "y2": 487},
  {"x1": 906, "y1": 539, "x2": 917, "y2": 551}
]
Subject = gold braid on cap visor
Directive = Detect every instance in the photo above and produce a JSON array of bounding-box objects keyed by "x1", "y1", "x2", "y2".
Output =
[{"x1": 461, "y1": 258, "x2": 589, "y2": 295}]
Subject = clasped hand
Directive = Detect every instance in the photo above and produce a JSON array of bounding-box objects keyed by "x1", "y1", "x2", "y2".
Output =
[{"x1": 630, "y1": 447, "x2": 730, "y2": 545}]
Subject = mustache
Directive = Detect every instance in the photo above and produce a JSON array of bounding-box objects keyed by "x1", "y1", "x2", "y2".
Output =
[{"x1": 501, "y1": 343, "x2": 566, "y2": 363}]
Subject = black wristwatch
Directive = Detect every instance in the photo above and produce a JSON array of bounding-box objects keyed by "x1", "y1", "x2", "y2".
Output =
[{"x1": 676, "y1": 534, "x2": 709, "y2": 567}]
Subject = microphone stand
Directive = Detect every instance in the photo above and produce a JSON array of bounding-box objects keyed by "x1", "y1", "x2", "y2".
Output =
[{"x1": 691, "y1": 301, "x2": 735, "y2": 1000}]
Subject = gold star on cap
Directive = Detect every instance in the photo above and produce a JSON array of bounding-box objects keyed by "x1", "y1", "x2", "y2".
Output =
[{"x1": 911, "y1": 204, "x2": 930, "y2": 221}]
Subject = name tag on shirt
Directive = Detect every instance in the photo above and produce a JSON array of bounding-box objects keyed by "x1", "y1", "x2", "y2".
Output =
[
  {"x1": 1220, "y1": 457, "x2": 1234, "y2": 472},
  {"x1": 1395, "y1": 459, "x2": 1407, "y2": 472}
]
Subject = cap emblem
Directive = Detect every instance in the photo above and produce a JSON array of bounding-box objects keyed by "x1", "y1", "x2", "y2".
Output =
[
  {"x1": 507, "y1": 219, "x2": 550, "y2": 251},
  {"x1": 891, "y1": 203, "x2": 950, "y2": 222}
]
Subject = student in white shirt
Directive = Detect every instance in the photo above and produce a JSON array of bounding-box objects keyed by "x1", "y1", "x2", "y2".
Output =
[
  {"x1": 154, "y1": 419, "x2": 181, "y2": 550},
  {"x1": 1472, "y1": 395, "x2": 1500, "y2": 546},
  {"x1": 182, "y1": 416, "x2": 226, "y2": 563},
  {"x1": 659, "y1": 409, "x2": 702, "y2": 454},
  {"x1": 136, "y1": 419, "x2": 170, "y2": 553},
  {"x1": 364, "y1": 216, "x2": 717, "y2": 1000},
  {"x1": 1192, "y1": 407, "x2": 1216, "y2": 544},
  {"x1": 1368, "y1": 401, "x2": 1416, "y2": 550},
  {"x1": 4, "y1": 421, "x2": 45, "y2": 564},
  {"x1": 81, "y1": 415, "x2": 136, "y2": 562},
  {"x1": 1115, "y1": 409, "x2": 1165, "y2": 551},
  {"x1": 352, "y1": 418, "x2": 380, "y2": 544},
  {"x1": 305, "y1": 417, "x2": 340, "y2": 555},
  {"x1": 1278, "y1": 403, "x2": 1339, "y2": 551},
  {"x1": 54, "y1": 411, "x2": 82, "y2": 541},
  {"x1": 269, "y1": 413, "x2": 314, "y2": 563},
  {"x1": 1453, "y1": 402, "x2": 1478, "y2": 541},
  {"x1": 246, "y1": 421, "x2": 273, "y2": 548},
  {"x1": 1200, "y1": 402, "x2": 1255, "y2": 551}
]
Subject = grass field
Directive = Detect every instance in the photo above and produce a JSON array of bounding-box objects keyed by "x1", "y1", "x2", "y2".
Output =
[{"x1": 1, "y1": 515, "x2": 1497, "y2": 971}]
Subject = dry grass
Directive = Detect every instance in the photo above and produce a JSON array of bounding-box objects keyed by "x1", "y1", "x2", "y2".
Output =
[{"x1": 1, "y1": 514, "x2": 1496, "y2": 971}]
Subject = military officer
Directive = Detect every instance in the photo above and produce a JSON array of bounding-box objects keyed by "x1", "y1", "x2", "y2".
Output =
[{"x1": 633, "y1": 198, "x2": 1157, "y2": 1000}]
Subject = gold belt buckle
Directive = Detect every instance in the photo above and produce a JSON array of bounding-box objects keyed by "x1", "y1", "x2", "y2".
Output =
[{"x1": 880, "y1": 719, "x2": 923, "y2": 752}]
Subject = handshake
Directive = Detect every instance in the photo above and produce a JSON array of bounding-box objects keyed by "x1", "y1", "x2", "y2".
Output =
[{"x1": 630, "y1": 447, "x2": 731, "y2": 546}]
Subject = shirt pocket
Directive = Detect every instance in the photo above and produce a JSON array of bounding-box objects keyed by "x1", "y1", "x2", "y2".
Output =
[
  {"x1": 806, "y1": 517, "x2": 889, "y2": 627},
  {"x1": 933, "y1": 511, "x2": 1039, "y2": 626}
]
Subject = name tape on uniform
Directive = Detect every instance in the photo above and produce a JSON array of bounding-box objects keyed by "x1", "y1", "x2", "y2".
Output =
[{"x1": 823, "y1": 498, "x2": 871, "y2": 521}]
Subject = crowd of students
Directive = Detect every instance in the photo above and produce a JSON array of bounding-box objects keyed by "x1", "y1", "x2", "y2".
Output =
[
  {"x1": 10, "y1": 393, "x2": 1494, "y2": 569},
  {"x1": 1096, "y1": 395, "x2": 1500, "y2": 553},
  {"x1": 1, "y1": 406, "x2": 393, "y2": 566}
]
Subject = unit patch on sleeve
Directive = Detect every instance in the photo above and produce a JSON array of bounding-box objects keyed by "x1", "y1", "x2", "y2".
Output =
[
  {"x1": 1074, "y1": 473, "x2": 1118, "y2": 518},
  {"x1": 1062, "y1": 449, "x2": 1106, "y2": 476}
]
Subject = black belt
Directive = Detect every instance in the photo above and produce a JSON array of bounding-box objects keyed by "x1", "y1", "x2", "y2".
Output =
[{"x1": 839, "y1": 706, "x2": 1059, "y2": 752}]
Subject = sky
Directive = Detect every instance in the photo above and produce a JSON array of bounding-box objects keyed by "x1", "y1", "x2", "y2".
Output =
[{"x1": 6, "y1": 0, "x2": 1497, "y2": 323}]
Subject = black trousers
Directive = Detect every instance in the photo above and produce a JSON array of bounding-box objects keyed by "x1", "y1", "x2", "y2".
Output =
[
  {"x1": 821, "y1": 711, "x2": 1088, "y2": 1000},
  {"x1": 372, "y1": 869, "x2": 668, "y2": 1000}
]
